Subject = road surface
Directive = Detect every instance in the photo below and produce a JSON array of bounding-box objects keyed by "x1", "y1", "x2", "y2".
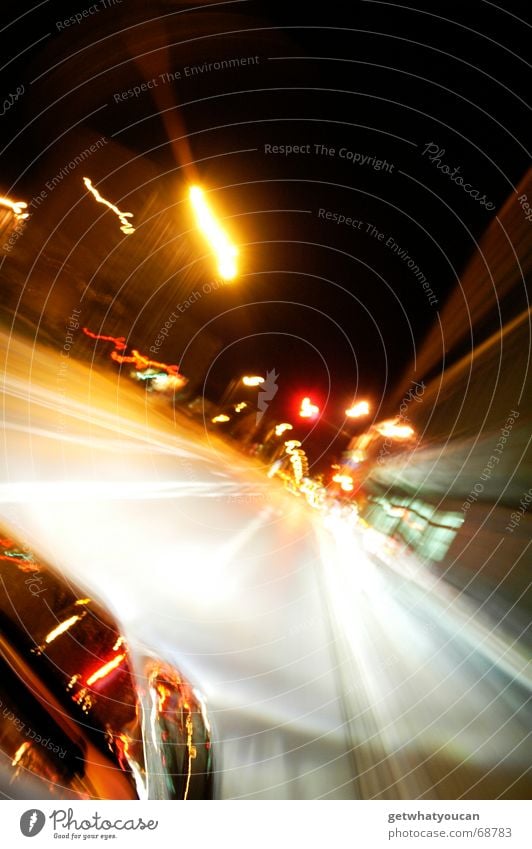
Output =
[{"x1": 1, "y1": 330, "x2": 530, "y2": 798}]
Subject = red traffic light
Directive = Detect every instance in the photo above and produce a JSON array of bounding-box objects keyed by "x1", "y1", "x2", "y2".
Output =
[{"x1": 299, "y1": 396, "x2": 319, "y2": 419}]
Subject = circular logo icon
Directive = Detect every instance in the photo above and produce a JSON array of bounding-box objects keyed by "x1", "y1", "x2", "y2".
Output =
[{"x1": 20, "y1": 810, "x2": 46, "y2": 837}]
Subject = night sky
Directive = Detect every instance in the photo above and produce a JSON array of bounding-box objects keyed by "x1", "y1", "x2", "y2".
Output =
[{"x1": 1, "y1": 1, "x2": 530, "y2": 439}]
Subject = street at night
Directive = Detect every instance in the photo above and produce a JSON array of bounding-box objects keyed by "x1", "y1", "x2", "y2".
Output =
[
  {"x1": 2, "y1": 331, "x2": 530, "y2": 800},
  {"x1": 0, "y1": 0, "x2": 531, "y2": 833}
]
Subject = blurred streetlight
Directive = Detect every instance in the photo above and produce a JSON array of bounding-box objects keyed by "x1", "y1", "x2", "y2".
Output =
[
  {"x1": 332, "y1": 472, "x2": 354, "y2": 492},
  {"x1": 284, "y1": 439, "x2": 302, "y2": 453},
  {"x1": 220, "y1": 374, "x2": 264, "y2": 406},
  {"x1": 0, "y1": 196, "x2": 29, "y2": 220},
  {"x1": 188, "y1": 185, "x2": 238, "y2": 280},
  {"x1": 345, "y1": 400, "x2": 370, "y2": 418},
  {"x1": 212, "y1": 414, "x2": 230, "y2": 423},
  {"x1": 275, "y1": 422, "x2": 293, "y2": 436},
  {"x1": 376, "y1": 419, "x2": 415, "y2": 439}
]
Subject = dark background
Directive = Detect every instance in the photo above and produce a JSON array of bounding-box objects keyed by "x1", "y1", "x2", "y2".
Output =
[{"x1": 1, "y1": 1, "x2": 530, "y2": 457}]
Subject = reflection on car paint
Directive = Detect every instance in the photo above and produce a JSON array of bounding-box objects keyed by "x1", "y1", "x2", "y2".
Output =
[{"x1": 0, "y1": 528, "x2": 214, "y2": 799}]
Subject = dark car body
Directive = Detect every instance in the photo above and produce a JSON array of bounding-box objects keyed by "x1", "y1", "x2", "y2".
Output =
[{"x1": 0, "y1": 526, "x2": 214, "y2": 800}]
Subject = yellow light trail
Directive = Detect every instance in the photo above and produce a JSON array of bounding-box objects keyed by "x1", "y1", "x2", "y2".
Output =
[
  {"x1": 83, "y1": 177, "x2": 135, "y2": 235},
  {"x1": 12, "y1": 742, "x2": 31, "y2": 766},
  {"x1": 188, "y1": 185, "x2": 238, "y2": 280},
  {"x1": 183, "y1": 701, "x2": 197, "y2": 800},
  {"x1": 86, "y1": 652, "x2": 127, "y2": 686},
  {"x1": 44, "y1": 614, "x2": 82, "y2": 645},
  {"x1": 212, "y1": 414, "x2": 230, "y2": 423},
  {"x1": 0, "y1": 196, "x2": 29, "y2": 220}
]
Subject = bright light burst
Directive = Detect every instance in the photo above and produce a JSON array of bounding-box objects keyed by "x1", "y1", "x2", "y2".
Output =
[
  {"x1": 242, "y1": 376, "x2": 264, "y2": 387},
  {"x1": 375, "y1": 419, "x2": 415, "y2": 439},
  {"x1": 212, "y1": 414, "x2": 230, "y2": 423},
  {"x1": 152, "y1": 374, "x2": 185, "y2": 392},
  {"x1": 283, "y1": 439, "x2": 309, "y2": 485},
  {"x1": 83, "y1": 177, "x2": 135, "y2": 235},
  {"x1": 299, "y1": 396, "x2": 319, "y2": 419},
  {"x1": 0, "y1": 196, "x2": 29, "y2": 220},
  {"x1": 275, "y1": 422, "x2": 293, "y2": 436},
  {"x1": 188, "y1": 185, "x2": 238, "y2": 279},
  {"x1": 345, "y1": 400, "x2": 370, "y2": 418},
  {"x1": 284, "y1": 439, "x2": 302, "y2": 453},
  {"x1": 332, "y1": 473, "x2": 354, "y2": 492}
]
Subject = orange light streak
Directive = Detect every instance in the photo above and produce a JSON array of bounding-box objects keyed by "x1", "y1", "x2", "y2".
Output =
[
  {"x1": 183, "y1": 701, "x2": 196, "y2": 800},
  {"x1": 83, "y1": 327, "x2": 187, "y2": 384},
  {"x1": 188, "y1": 185, "x2": 238, "y2": 279},
  {"x1": 86, "y1": 652, "x2": 127, "y2": 687},
  {"x1": 82, "y1": 328, "x2": 127, "y2": 350},
  {"x1": 12, "y1": 742, "x2": 31, "y2": 766}
]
